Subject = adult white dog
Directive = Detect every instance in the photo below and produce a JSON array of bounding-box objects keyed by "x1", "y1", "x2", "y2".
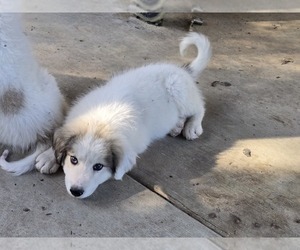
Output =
[
  {"x1": 54, "y1": 32, "x2": 211, "y2": 198},
  {"x1": 0, "y1": 11, "x2": 66, "y2": 175}
]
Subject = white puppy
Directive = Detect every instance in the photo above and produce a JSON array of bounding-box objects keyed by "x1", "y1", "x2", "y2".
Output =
[
  {"x1": 54, "y1": 32, "x2": 211, "y2": 198},
  {"x1": 0, "y1": 11, "x2": 66, "y2": 175}
]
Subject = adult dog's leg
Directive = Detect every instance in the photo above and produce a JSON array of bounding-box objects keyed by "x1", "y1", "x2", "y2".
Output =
[
  {"x1": 169, "y1": 116, "x2": 186, "y2": 137},
  {"x1": 0, "y1": 143, "x2": 48, "y2": 175}
]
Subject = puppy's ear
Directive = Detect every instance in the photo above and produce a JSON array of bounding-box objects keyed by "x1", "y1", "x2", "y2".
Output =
[
  {"x1": 53, "y1": 127, "x2": 77, "y2": 166},
  {"x1": 109, "y1": 140, "x2": 124, "y2": 179}
]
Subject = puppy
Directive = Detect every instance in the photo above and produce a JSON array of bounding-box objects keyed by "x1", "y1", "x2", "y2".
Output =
[
  {"x1": 0, "y1": 11, "x2": 66, "y2": 175},
  {"x1": 54, "y1": 32, "x2": 211, "y2": 198}
]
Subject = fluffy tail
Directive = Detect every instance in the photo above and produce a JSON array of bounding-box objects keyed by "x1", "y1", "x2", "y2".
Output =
[
  {"x1": 0, "y1": 144, "x2": 47, "y2": 176},
  {"x1": 180, "y1": 32, "x2": 212, "y2": 80}
]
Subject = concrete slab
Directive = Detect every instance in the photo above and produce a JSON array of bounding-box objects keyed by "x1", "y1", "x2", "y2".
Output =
[
  {"x1": 1, "y1": 238, "x2": 300, "y2": 250},
  {"x1": 22, "y1": 12, "x2": 300, "y2": 237},
  {"x1": 125, "y1": 14, "x2": 299, "y2": 236},
  {"x1": 0, "y1": 170, "x2": 217, "y2": 236},
  {"x1": 2, "y1": 238, "x2": 300, "y2": 250},
  {"x1": 2, "y1": 0, "x2": 300, "y2": 12},
  {"x1": 0, "y1": 13, "x2": 220, "y2": 238},
  {"x1": 26, "y1": 13, "x2": 300, "y2": 237},
  {"x1": 0, "y1": 238, "x2": 224, "y2": 250},
  {"x1": 1, "y1": 13, "x2": 299, "y2": 237}
]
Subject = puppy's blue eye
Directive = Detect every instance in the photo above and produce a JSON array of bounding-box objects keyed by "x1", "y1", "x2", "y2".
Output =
[
  {"x1": 70, "y1": 156, "x2": 78, "y2": 165},
  {"x1": 93, "y1": 163, "x2": 104, "y2": 171}
]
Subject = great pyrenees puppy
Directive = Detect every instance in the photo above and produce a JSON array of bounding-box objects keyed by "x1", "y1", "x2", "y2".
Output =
[
  {"x1": 0, "y1": 11, "x2": 66, "y2": 175},
  {"x1": 54, "y1": 32, "x2": 211, "y2": 198}
]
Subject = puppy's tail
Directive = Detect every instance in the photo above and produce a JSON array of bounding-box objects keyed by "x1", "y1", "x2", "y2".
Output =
[
  {"x1": 0, "y1": 144, "x2": 47, "y2": 176},
  {"x1": 180, "y1": 32, "x2": 212, "y2": 80}
]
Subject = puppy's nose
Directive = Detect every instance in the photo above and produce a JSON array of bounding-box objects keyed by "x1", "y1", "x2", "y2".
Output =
[{"x1": 70, "y1": 187, "x2": 84, "y2": 197}]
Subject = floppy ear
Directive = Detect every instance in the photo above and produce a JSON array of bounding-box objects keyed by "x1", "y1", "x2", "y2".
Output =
[
  {"x1": 110, "y1": 140, "x2": 123, "y2": 175},
  {"x1": 53, "y1": 127, "x2": 77, "y2": 166}
]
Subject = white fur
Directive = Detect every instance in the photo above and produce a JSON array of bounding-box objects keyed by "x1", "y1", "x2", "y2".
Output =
[
  {"x1": 0, "y1": 12, "x2": 65, "y2": 175},
  {"x1": 54, "y1": 32, "x2": 211, "y2": 198}
]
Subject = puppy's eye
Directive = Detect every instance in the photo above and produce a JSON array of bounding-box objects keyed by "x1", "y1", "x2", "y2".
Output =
[
  {"x1": 93, "y1": 163, "x2": 104, "y2": 171},
  {"x1": 70, "y1": 156, "x2": 78, "y2": 165}
]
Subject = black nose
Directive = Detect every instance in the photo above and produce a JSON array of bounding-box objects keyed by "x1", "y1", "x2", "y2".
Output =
[{"x1": 70, "y1": 187, "x2": 84, "y2": 197}]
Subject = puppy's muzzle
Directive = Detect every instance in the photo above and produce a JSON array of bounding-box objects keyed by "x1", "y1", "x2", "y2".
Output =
[{"x1": 70, "y1": 187, "x2": 84, "y2": 197}]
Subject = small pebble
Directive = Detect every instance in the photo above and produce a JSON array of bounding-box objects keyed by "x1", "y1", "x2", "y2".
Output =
[
  {"x1": 211, "y1": 81, "x2": 232, "y2": 87},
  {"x1": 271, "y1": 223, "x2": 281, "y2": 229},
  {"x1": 253, "y1": 222, "x2": 261, "y2": 228},
  {"x1": 281, "y1": 58, "x2": 294, "y2": 65},
  {"x1": 243, "y1": 148, "x2": 251, "y2": 157},
  {"x1": 208, "y1": 213, "x2": 217, "y2": 219},
  {"x1": 232, "y1": 214, "x2": 242, "y2": 224}
]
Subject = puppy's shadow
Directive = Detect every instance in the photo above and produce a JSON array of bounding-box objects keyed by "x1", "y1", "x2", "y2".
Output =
[{"x1": 81, "y1": 176, "x2": 145, "y2": 207}]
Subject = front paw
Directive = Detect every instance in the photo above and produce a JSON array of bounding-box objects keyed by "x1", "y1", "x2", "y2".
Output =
[
  {"x1": 114, "y1": 169, "x2": 125, "y2": 180},
  {"x1": 169, "y1": 117, "x2": 186, "y2": 137}
]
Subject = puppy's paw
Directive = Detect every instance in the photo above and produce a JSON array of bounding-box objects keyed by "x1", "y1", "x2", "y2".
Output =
[
  {"x1": 183, "y1": 120, "x2": 203, "y2": 140},
  {"x1": 169, "y1": 117, "x2": 186, "y2": 137},
  {"x1": 114, "y1": 169, "x2": 125, "y2": 180},
  {"x1": 35, "y1": 147, "x2": 59, "y2": 174},
  {"x1": 114, "y1": 153, "x2": 136, "y2": 180}
]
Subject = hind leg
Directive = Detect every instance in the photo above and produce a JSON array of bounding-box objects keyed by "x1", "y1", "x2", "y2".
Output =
[
  {"x1": 182, "y1": 96, "x2": 205, "y2": 140},
  {"x1": 0, "y1": 144, "x2": 46, "y2": 175},
  {"x1": 169, "y1": 116, "x2": 186, "y2": 137},
  {"x1": 182, "y1": 113, "x2": 204, "y2": 140},
  {"x1": 181, "y1": 85, "x2": 205, "y2": 140}
]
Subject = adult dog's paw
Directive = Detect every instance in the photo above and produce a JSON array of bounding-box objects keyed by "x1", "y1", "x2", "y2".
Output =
[{"x1": 35, "y1": 147, "x2": 59, "y2": 174}]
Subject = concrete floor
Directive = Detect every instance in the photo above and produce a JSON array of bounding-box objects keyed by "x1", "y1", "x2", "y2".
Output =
[
  {"x1": 0, "y1": 13, "x2": 299, "y2": 238},
  {"x1": 3, "y1": 0, "x2": 300, "y2": 12}
]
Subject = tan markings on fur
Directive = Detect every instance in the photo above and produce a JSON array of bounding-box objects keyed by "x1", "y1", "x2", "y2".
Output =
[
  {"x1": 68, "y1": 120, "x2": 113, "y2": 141},
  {"x1": 94, "y1": 124, "x2": 113, "y2": 140},
  {"x1": 0, "y1": 88, "x2": 25, "y2": 115}
]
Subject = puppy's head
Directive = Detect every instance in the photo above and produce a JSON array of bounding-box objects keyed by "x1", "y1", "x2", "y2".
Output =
[{"x1": 53, "y1": 127, "x2": 122, "y2": 199}]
